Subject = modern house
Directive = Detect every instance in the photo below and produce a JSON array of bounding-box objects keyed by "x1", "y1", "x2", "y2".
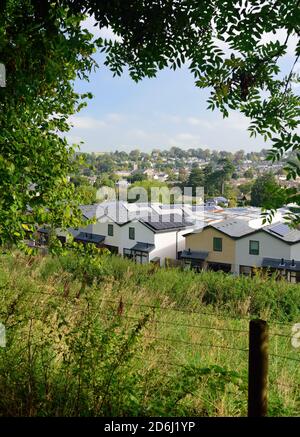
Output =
[
  {"x1": 182, "y1": 219, "x2": 255, "y2": 273},
  {"x1": 36, "y1": 200, "x2": 300, "y2": 280},
  {"x1": 87, "y1": 210, "x2": 194, "y2": 266},
  {"x1": 236, "y1": 222, "x2": 300, "y2": 282},
  {"x1": 183, "y1": 219, "x2": 300, "y2": 282},
  {"x1": 37, "y1": 202, "x2": 194, "y2": 266}
]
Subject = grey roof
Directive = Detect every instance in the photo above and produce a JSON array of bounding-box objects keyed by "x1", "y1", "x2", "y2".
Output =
[
  {"x1": 80, "y1": 202, "x2": 195, "y2": 229},
  {"x1": 203, "y1": 205, "x2": 223, "y2": 212},
  {"x1": 130, "y1": 242, "x2": 155, "y2": 252},
  {"x1": 208, "y1": 219, "x2": 257, "y2": 238},
  {"x1": 262, "y1": 257, "x2": 300, "y2": 272},
  {"x1": 263, "y1": 223, "x2": 300, "y2": 244},
  {"x1": 74, "y1": 232, "x2": 105, "y2": 244},
  {"x1": 158, "y1": 204, "x2": 184, "y2": 210},
  {"x1": 97, "y1": 202, "x2": 138, "y2": 225},
  {"x1": 141, "y1": 213, "x2": 194, "y2": 232},
  {"x1": 225, "y1": 207, "x2": 261, "y2": 216},
  {"x1": 80, "y1": 202, "x2": 131, "y2": 223},
  {"x1": 180, "y1": 250, "x2": 209, "y2": 260},
  {"x1": 38, "y1": 227, "x2": 80, "y2": 238},
  {"x1": 80, "y1": 204, "x2": 99, "y2": 220},
  {"x1": 56, "y1": 228, "x2": 72, "y2": 238},
  {"x1": 205, "y1": 198, "x2": 227, "y2": 206},
  {"x1": 213, "y1": 196, "x2": 228, "y2": 202},
  {"x1": 192, "y1": 205, "x2": 205, "y2": 211}
]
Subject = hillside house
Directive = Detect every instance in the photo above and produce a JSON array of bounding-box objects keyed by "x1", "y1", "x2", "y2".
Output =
[{"x1": 183, "y1": 219, "x2": 300, "y2": 282}]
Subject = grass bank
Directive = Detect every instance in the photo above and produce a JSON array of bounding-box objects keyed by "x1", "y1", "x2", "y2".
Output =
[{"x1": 0, "y1": 251, "x2": 299, "y2": 416}]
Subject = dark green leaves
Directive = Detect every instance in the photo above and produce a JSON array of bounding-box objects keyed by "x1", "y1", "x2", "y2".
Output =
[{"x1": 0, "y1": 1, "x2": 97, "y2": 247}]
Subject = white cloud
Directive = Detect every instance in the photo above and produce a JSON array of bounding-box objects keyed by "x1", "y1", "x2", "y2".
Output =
[
  {"x1": 159, "y1": 114, "x2": 183, "y2": 124},
  {"x1": 69, "y1": 108, "x2": 263, "y2": 153},
  {"x1": 186, "y1": 112, "x2": 249, "y2": 131},
  {"x1": 186, "y1": 117, "x2": 213, "y2": 129},
  {"x1": 176, "y1": 133, "x2": 200, "y2": 141},
  {"x1": 186, "y1": 117, "x2": 200, "y2": 126},
  {"x1": 166, "y1": 133, "x2": 202, "y2": 148},
  {"x1": 128, "y1": 128, "x2": 148, "y2": 139},
  {"x1": 223, "y1": 112, "x2": 249, "y2": 131},
  {"x1": 69, "y1": 113, "x2": 125, "y2": 130},
  {"x1": 106, "y1": 113, "x2": 124, "y2": 123},
  {"x1": 65, "y1": 135, "x2": 84, "y2": 145},
  {"x1": 69, "y1": 116, "x2": 106, "y2": 129}
]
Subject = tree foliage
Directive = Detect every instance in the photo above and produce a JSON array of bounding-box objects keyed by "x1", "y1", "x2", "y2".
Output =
[
  {"x1": 187, "y1": 159, "x2": 235, "y2": 197},
  {"x1": 0, "y1": 1, "x2": 96, "y2": 246},
  {"x1": 250, "y1": 173, "x2": 283, "y2": 208},
  {"x1": 80, "y1": 0, "x2": 299, "y2": 214},
  {"x1": 1, "y1": 0, "x2": 300, "y2": 246},
  {"x1": 187, "y1": 167, "x2": 205, "y2": 196}
]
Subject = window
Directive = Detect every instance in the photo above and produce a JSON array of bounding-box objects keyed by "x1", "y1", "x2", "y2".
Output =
[
  {"x1": 213, "y1": 237, "x2": 222, "y2": 252},
  {"x1": 249, "y1": 240, "x2": 259, "y2": 255},
  {"x1": 123, "y1": 248, "x2": 133, "y2": 259},
  {"x1": 108, "y1": 224, "x2": 114, "y2": 236},
  {"x1": 129, "y1": 227, "x2": 135, "y2": 240}
]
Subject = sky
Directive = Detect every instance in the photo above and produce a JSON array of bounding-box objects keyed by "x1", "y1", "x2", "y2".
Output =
[{"x1": 67, "y1": 17, "x2": 299, "y2": 154}]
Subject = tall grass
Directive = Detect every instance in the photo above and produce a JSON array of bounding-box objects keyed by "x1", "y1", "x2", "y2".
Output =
[{"x1": 0, "y1": 251, "x2": 299, "y2": 416}]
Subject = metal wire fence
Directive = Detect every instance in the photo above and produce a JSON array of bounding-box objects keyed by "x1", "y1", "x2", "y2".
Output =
[{"x1": 2, "y1": 292, "x2": 299, "y2": 415}]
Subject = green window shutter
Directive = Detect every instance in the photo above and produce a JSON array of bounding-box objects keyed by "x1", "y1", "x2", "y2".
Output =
[{"x1": 213, "y1": 237, "x2": 222, "y2": 252}]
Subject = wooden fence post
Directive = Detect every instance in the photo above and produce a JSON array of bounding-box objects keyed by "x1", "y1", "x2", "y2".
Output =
[{"x1": 248, "y1": 319, "x2": 269, "y2": 417}]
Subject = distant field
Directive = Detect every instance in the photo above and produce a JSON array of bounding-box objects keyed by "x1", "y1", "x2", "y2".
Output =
[{"x1": 0, "y1": 251, "x2": 299, "y2": 416}]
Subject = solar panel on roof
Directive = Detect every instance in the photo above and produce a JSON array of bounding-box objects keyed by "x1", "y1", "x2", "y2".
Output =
[{"x1": 268, "y1": 223, "x2": 290, "y2": 237}]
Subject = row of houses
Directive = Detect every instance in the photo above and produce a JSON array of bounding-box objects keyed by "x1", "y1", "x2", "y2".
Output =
[
  {"x1": 39, "y1": 202, "x2": 194, "y2": 266},
  {"x1": 37, "y1": 201, "x2": 300, "y2": 282},
  {"x1": 182, "y1": 219, "x2": 300, "y2": 282}
]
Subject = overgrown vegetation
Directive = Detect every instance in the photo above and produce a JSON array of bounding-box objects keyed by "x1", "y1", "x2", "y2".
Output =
[{"x1": 0, "y1": 250, "x2": 299, "y2": 416}]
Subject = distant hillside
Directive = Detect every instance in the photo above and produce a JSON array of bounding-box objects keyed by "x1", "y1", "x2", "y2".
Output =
[{"x1": 0, "y1": 251, "x2": 299, "y2": 416}]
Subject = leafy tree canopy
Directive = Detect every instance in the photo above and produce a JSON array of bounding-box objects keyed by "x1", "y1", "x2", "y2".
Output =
[
  {"x1": 1, "y1": 0, "x2": 300, "y2": 247},
  {"x1": 250, "y1": 172, "x2": 284, "y2": 208},
  {"x1": 82, "y1": 0, "x2": 299, "y2": 216},
  {"x1": 0, "y1": 0, "x2": 96, "y2": 247},
  {"x1": 187, "y1": 167, "x2": 205, "y2": 196}
]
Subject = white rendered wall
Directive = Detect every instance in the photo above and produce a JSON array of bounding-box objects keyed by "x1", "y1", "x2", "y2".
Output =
[
  {"x1": 290, "y1": 242, "x2": 300, "y2": 260},
  {"x1": 90, "y1": 219, "x2": 154, "y2": 255},
  {"x1": 119, "y1": 221, "x2": 154, "y2": 254},
  {"x1": 82, "y1": 218, "x2": 196, "y2": 266},
  {"x1": 151, "y1": 231, "x2": 177, "y2": 265},
  {"x1": 235, "y1": 231, "x2": 291, "y2": 271}
]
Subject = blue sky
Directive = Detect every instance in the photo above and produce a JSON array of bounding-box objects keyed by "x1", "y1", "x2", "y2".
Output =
[{"x1": 67, "y1": 17, "x2": 299, "y2": 154}]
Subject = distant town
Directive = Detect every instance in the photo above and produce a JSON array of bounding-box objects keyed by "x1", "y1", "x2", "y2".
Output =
[
  {"x1": 27, "y1": 146, "x2": 300, "y2": 284},
  {"x1": 70, "y1": 146, "x2": 300, "y2": 208}
]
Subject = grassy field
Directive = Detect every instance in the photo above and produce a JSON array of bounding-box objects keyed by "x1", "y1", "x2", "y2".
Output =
[{"x1": 0, "y1": 250, "x2": 299, "y2": 416}]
